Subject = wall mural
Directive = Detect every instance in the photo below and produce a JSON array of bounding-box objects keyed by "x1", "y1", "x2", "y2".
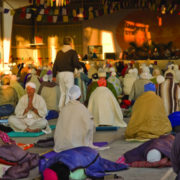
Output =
[{"x1": 116, "y1": 10, "x2": 180, "y2": 50}]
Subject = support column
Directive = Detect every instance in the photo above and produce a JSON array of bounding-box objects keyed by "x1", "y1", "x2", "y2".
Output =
[
  {"x1": 0, "y1": 0, "x2": 3, "y2": 69},
  {"x1": 1, "y1": 0, "x2": 32, "y2": 70},
  {"x1": 3, "y1": 0, "x2": 13, "y2": 65}
]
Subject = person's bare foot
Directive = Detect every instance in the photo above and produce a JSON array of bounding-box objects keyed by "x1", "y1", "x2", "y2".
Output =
[{"x1": 26, "y1": 128, "x2": 41, "y2": 132}]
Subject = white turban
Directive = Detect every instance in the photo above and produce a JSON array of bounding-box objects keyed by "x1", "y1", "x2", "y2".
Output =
[
  {"x1": 128, "y1": 69, "x2": 133, "y2": 74},
  {"x1": 25, "y1": 82, "x2": 36, "y2": 89},
  {"x1": 109, "y1": 67, "x2": 116, "y2": 73},
  {"x1": 149, "y1": 64, "x2": 153, "y2": 68},
  {"x1": 111, "y1": 72, "x2": 116, "y2": 76},
  {"x1": 140, "y1": 72, "x2": 149, "y2": 79},
  {"x1": 168, "y1": 64, "x2": 174, "y2": 70},
  {"x1": 68, "y1": 85, "x2": 81, "y2": 100},
  {"x1": 132, "y1": 68, "x2": 138, "y2": 75},
  {"x1": 156, "y1": 75, "x2": 165, "y2": 84},
  {"x1": 146, "y1": 149, "x2": 162, "y2": 163},
  {"x1": 42, "y1": 75, "x2": 48, "y2": 82},
  {"x1": 98, "y1": 71, "x2": 106, "y2": 78},
  {"x1": 142, "y1": 66, "x2": 150, "y2": 73},
  {"x1": 30, "y1": 68, "x2": 37, "y2": 75}
]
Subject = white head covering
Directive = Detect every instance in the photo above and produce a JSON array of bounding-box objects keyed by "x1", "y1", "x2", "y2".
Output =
[
  {"x1": 25, "y1": 82, "x2": 36, "y2": 89},
  {"x1": 149, "y1": 64, "x2": 153, "y2": 68},
  {"x1": 98, "y1": 68, "x2": 106, "y2": 78},
  {"x1": 164, "y1": 69, "x2": 175, "y2": 78},
  {"x1": 128, "y1": 69, "x2": 133, "y2": 74},
  {"x1": 156, "y1": 75, "x2": 165, "y2": 84},
  {"x1": 140, "y1": 72, "x2": 149, "y2": 79},
  {"x1": 132, "y1": 68, "x2": 138, "y2": 75},
  {"x1": 68, "y1": 85, "x2": 81, "y2": 100},
  {"x1": 168, "y1": 64, "x2": 174, "y2": 70},
  {"x1": 109, "y1": 67, "x2": 116, "y2": 73},
  {"x1": 142, "y1": 66, "x2": 150, "y2": 73},
  {"x1": 42, "y1": 75, "x2": 48, "y2": 82},
  {"x1": 109, "y1": 67, "x2": 116, "y2": 76},
  {"x1": 146, "y1": 149, "x2": 162, "y2": 163},
  {"x1": 30, "y1": 68, "x2": 37, "y2": 75}
]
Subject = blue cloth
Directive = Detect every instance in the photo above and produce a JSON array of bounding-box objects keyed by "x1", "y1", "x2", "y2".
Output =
[
  {"x1": 39, "y1": 146, "x2": 128, "y2": 178},
  {"x1": 168, "y1": 112, "x2": 180, "y2": 128},
  {"x1": 144, "y1": 83, "x2": 156, "y2": 92},
  {"x1": 0, "y1": 104, "x2": 14, "y2": 117},
  {"x1": 96, "y1": 126, "x2": 119, "y2": 131},
  {"x1": 46, "y1": 110, "x2": 59, "y2": 120}
]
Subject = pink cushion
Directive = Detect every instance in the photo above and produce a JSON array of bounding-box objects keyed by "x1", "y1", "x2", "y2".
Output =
[{"x1": 43, "y1": 168, "x2": 58, "y2": 180}]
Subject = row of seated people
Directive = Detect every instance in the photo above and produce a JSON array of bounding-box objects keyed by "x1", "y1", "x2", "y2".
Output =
[{"x1": 1, "y1": 62, "x2": 180, "y2": 131}]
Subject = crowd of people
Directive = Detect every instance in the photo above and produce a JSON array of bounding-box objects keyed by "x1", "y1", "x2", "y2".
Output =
[{"x1": 0, "y1": 36, "x2": 180, "y2": 179}]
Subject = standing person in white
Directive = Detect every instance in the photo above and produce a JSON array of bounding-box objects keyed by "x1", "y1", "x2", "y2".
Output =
[{"x1": 52, "y1": 36, "x2": 82, "y2": 111}]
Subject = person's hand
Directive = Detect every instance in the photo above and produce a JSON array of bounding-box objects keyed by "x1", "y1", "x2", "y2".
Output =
[
  {"x1": 23, "y1": 107, "x2": 29, "y2": 115},
  {"x1": 28, "y1": 97, "x2": 33, "y2": 107},
  {"x1": 31, "y1": 106, "x2": 40, "y2": 116},
  {"x1": 28, "y1": 103, "x2": 33, "y2": 110}
]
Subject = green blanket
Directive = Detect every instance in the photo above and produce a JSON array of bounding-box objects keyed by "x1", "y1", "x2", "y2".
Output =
[{"x1": 8, "y1": 125, "x2": 56, "y2": 137}]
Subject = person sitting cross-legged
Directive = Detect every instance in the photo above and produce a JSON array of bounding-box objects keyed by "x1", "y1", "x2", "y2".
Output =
[
  {"x1": 8, "y1": 82, "x2": 50, "y2": 133},
  {"x1": 0, "y1": 75, "x2": 18, "y2": 118}
]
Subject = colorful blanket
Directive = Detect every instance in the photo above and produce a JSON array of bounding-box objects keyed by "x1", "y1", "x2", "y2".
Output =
[{"x1": 8, "y1": 125, "x2": 56, "y2": 137}]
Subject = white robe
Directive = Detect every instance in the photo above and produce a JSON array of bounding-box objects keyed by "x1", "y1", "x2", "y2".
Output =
[
  {"x1": 123, "y1": 74, "x2": 137, "y2": 95},
  {"x1": 40, "y1": 85, "x2": 60, "y2": 111},
  {"x1": 8, "y1": 93, "x2": 48, "y2": 132},
  {"x1": 88, "y1": 87, "x2": 127, "y2": 127},
  {"x1": 54, "y1": 100, "x2": 94, "y2": 152}
]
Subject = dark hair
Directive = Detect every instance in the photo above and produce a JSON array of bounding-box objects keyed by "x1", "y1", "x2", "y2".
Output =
[{"x1": 63, "y1": 36, "x2": 72, "y2": 45}]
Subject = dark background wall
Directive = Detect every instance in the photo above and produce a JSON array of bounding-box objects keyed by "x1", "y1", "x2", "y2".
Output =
[{"x1": 11, "y1": 8, "x2": 180, "y2": 64}]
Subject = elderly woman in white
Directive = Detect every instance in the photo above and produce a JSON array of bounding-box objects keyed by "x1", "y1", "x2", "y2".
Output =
[
  {"x1": 54, "y1": 85, "x2": 94, "y2": 152},
  {"x1": 8, "y1": 82, "x2": 50, "y2": 133}
]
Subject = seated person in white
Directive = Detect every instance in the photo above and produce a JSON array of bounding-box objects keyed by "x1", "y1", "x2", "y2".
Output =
[
  {"x1": 38, "y1": 74, "x2": 60, "y2": 111},
  {"x1": 54, "y1": 85, "x2": 95, "y2": 152},
  {"x1": 88, "y1": 86, "x2": 127, "y2": 127},
  {"x1": 8, "y1": 82, "x2": 50, "y2": 132}
]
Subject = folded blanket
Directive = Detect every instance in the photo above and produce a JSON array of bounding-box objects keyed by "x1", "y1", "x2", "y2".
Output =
[
  {"x1": 116, "y1": 156, "x2": 171, "y2": 168},
  {"x1": 130, "y1": 157, "x2": 171, "y2": 168}
]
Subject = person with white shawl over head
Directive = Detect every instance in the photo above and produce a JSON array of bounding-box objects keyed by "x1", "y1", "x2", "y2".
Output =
[
  {"x1": 88, "y1": 85, "x2": 127, "y2": 127},
  {"x1": 54, "y1": 85, "x2": 94, "y2": 152}
]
